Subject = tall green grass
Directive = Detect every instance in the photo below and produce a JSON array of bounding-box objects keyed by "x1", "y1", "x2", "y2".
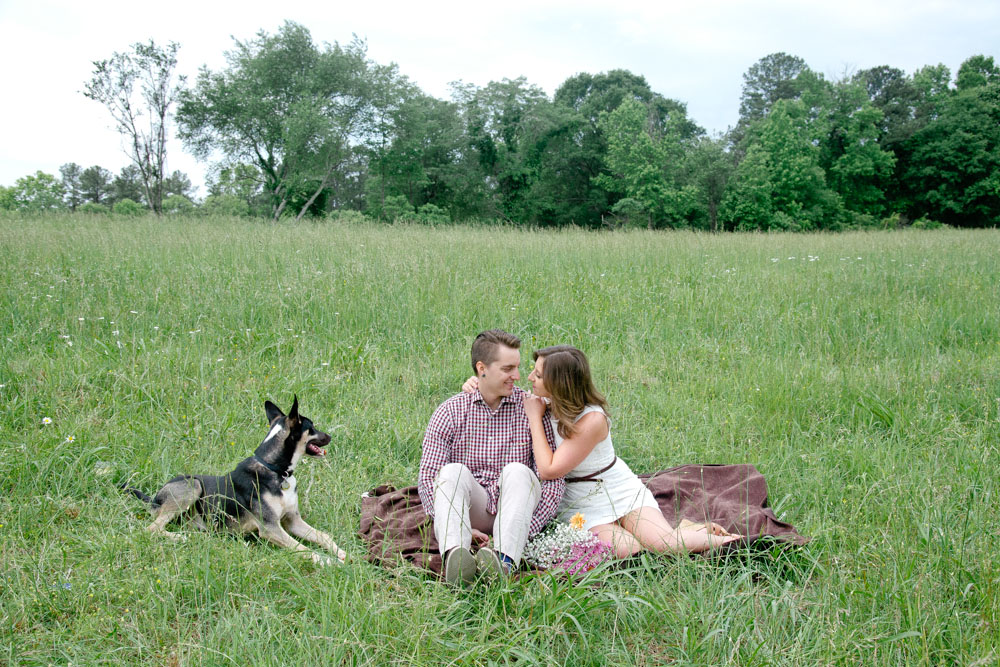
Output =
[{"x1": 1, "y1": 213, "x2": 997, "y2": 664}]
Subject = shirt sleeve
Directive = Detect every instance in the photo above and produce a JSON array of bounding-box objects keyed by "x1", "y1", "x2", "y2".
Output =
[
  {"x1": 528, "y1": 414, "x2": 565, "y2": 536},
  {"x1": 417, "y1": 401, "x2": 455, "y2": 518}
]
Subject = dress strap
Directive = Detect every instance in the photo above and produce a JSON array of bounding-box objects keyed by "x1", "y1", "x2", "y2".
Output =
[{"x1": 565, "y1": 456, "x2": 617, "y2": 483}]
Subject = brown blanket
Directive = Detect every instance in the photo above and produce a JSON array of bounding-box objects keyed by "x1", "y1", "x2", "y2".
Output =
[{"x1": 358, "y1": 464, "x2": 808, "y2": 576}]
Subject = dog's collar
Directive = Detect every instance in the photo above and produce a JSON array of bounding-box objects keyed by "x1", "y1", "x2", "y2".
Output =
[{"x1": 253, "y1": 455, "x2": 291, "y2": 478}]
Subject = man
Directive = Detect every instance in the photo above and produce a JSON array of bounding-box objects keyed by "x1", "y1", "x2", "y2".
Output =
[{"x1": 418, "y1": 329, "x2": 564, "y2": 585}]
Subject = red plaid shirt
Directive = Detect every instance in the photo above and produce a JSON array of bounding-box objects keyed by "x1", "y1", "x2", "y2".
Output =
[{"x1": 418, "y1": 386, "x2": 564, "y2": 537}]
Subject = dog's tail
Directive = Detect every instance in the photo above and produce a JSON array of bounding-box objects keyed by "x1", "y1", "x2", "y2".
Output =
[{"x1": 118, "y1": 480, "x2": 153, "y2": 505}]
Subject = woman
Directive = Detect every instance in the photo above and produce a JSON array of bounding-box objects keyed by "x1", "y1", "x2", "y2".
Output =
[{"x1": 465, "y1": 345, "x2": 741, "y2": 557}]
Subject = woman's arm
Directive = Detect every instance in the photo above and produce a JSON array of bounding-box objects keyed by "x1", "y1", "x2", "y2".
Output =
[{"x1": 525, "y1": 396, "x2": 608, "y2": 480}]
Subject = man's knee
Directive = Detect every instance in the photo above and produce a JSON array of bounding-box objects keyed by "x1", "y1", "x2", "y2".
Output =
[
  {"x1": 499, "y1": 462, "x2": 540, "y2": 499},
  {"x1": 435, "y1": 462, "x2": 473, "y2": 495}
]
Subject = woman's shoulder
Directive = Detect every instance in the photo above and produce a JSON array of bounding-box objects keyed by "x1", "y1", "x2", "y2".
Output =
[{"x1": 574, "y1": 404, "x2": 610, "y2": 425}]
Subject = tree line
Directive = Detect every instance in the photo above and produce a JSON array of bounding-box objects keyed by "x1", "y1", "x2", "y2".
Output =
[{"x1": 3, "y1": 22, "x2": 997, "y2": 229}]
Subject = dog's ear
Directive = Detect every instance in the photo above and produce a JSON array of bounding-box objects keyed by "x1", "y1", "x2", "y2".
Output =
[
  {"x1": 265, "y1": 400, "x2": 284, "y2": 423},
  {"x1": 288, "y1": 395, "x2": 300, "y2": 424}
]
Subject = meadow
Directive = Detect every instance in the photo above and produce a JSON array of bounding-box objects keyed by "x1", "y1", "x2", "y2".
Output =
[{"x1": 1, "y1": 214, "x2": 998, "y2": 665}]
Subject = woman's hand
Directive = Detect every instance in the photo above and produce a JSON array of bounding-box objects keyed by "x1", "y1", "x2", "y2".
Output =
[
  {"x1": 471, "y1": 528, "x2": 490, "y2": 548},
  {"x1": 461, "y1": 376, "x2": 478, "y2": 394},
  {"x1": 524, "y1": 392, "x2": 547, "y2": 422}
]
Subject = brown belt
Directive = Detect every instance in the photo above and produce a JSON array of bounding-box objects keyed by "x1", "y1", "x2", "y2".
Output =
[{"x1": 565, "y1": 457, "x2": 617, "y2": 483}]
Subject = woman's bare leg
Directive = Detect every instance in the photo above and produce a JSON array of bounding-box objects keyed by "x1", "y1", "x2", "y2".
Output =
[
  {"x1": 590, "y1": 522, "x2": 643, "y2": 558},
  {"x1": 618, "y1": 507, "x2": 741, "y2": 554}
]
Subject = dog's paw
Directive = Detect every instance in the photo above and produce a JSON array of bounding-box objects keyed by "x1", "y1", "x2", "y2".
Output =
[{"x1": 312, "y1": 552, "x2": 335, "y2": 567}]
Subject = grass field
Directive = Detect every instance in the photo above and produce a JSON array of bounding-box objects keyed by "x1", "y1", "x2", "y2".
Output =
[{"x1": 1, "y1": 214, "x2": 998, "y2": 665}]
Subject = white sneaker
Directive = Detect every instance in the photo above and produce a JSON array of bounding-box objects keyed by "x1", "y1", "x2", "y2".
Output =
[
  {"x1": 443, "y1": 547, "x2": 476, "y2": 586},
  {"x1": 475, "y1": 547, "x2": 507, "y2": 581}
]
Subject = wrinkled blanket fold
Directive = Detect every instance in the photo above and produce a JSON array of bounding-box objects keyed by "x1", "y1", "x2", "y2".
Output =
[{"x1": 358, "y1": 464, "x2": 808, "y2": 576}]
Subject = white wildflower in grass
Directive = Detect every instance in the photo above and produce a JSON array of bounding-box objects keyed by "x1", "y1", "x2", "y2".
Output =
[
  {"x1": 65, "y1": 435, "x2": 75, "y2": 443},
  {"x1": 42, "y1": 417, "x2": 53, "y2": 425},
  {"x1": 523, "y1": 518, "x2": 612, "y2": 574}
]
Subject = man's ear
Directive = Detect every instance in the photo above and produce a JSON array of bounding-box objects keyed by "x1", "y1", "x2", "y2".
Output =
[
  {"x1": 265, "y1": 400, "x2": 284, "y2": 423},
  {"x1": 475, "y1": 361, "x2": 486, "y2": 377}
]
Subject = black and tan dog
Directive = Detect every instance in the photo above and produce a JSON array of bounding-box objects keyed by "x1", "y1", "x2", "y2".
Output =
[{"x1": 122, "y1": 397, "x2": 346, "y2": 565}]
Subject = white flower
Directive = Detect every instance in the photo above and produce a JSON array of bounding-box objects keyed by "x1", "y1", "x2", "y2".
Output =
[
  {"x1": 78, "y1": 317, "x2": 85, "y2": 321},
  {"x1": 42, "y1": 417, "x2": 53, "y2": 425},
  {"x1": 65, "y1": 435, "x2": 75, "y2": 443}
]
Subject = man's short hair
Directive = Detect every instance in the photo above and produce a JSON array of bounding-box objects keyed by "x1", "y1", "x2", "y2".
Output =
[{"x1": 471, "y1": 329, "x2": 521, "y2": 373}]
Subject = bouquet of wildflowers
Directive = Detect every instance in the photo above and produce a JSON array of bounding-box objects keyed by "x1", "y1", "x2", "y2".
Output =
[{"x1": 523, "y1": 513, "x2": 612, "y2": 574}]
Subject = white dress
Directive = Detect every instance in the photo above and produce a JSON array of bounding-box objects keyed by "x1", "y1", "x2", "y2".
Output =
[{"x1": 552, "y1": 405, "x2": 659, "y2": 531}]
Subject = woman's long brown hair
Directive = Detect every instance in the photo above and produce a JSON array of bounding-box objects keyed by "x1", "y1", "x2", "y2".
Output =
[{"x1": 533, "y1": 345, "x2": 608, "y2": 439}]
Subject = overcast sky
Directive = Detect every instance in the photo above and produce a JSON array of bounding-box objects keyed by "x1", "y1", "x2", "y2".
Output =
[{"x1": 1, "y1": 0, "x2": 997, "y2": 195}]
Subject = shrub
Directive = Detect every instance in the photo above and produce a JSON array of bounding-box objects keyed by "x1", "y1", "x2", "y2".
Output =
[
  {"x1": 162, "y1": 194, "x2": 195, "y2": 215},
  {"x1": 843, "y1": 211, "x2": 877, "y2": 229},
  {"x1": 112, "y1": 198, "x2": 147, "y2": 217},
  {"x1": 880, "y1": 212, "x2": 903, "y2": 230},
  {"x1": 200, "y1": 194, "x2": 249, "y2": 218},
  {"x1": 78, "y1": 202, "x2": 110, "y2": 215},
  {"x1": 326, "y1": 209, "x2": 369, "y2": 224},
  {"x1": 911, "y1": 216, "x2": 944, "y2": 229},
  {"x1": 412, "y1": 203, "x2": 450, "y2": 225}
]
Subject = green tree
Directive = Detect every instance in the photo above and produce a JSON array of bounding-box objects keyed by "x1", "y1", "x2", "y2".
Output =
[
  {"x1": 207, "y1": 164, "x2": 263, "y2": 214},
  {"x1": 595, "y1": 98, "x2": 696, "y2": 228},
  {"x1": 111, "y1": 166, "x2": 146, "y2": 206},
  {"x1": 820, "y1": 80, "x2": 896, "y2": 217},
  {"x1": 904, "y1": 77, "x2": 1000, "y2": 226},
  {"x1": 80, "y1": 165, "x2": 114, "y2": 204},
  {"x1": 178, "y1": 22, "x2": 371, "y2": 221},
  {"x1": 955, "y1": 55, "x2": 999, "y2": 92},
  {"x1": 552, "y1": 69, "x2": 701, "y2": 226},
  {"x1": 162, "y1": 170, "x2": 195, "y2": 200},
  {"x1": 452, "y1": 77, "x2": 553, "y2": 222},
  {"x1": 84, "y1": 40, "x2": 185, "y2": 215},
  {"x1": 0, "y1": 186, "x2": 15, "y2": 210},
  {"x1": 685, "y1": 136, "x2": 734, "y2": 231},
  {"x1": 11, "y1": 171, "x2": 66, "y2": 212},
  {"x1": 720, "y1": 143, "x2": 775, "y2": 230},
  {"x1": 724, "y1": 100, "x2": 841, "y2": 230},
  {"x1": 59, "y1": 163, "x2": 84, "y2": 211},
  {"x1": 738, "y1": 52, "x2": 810, "y2": 125}
]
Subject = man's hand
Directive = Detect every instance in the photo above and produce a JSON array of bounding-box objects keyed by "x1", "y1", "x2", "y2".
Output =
[
  {"x1": 524, "y1": 392, "x2": 547, "y2": 421},
  {"x1": 471, "y1": 528, "x2": 490, "y2": 547},
  {"x1": 461, "y1": 376, "x2": 478, "y2": 393}
]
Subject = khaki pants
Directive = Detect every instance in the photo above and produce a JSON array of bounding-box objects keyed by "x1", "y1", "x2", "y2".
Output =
[{"x1": 433, "y1": 461, "x2": 540, "y2": 565}]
